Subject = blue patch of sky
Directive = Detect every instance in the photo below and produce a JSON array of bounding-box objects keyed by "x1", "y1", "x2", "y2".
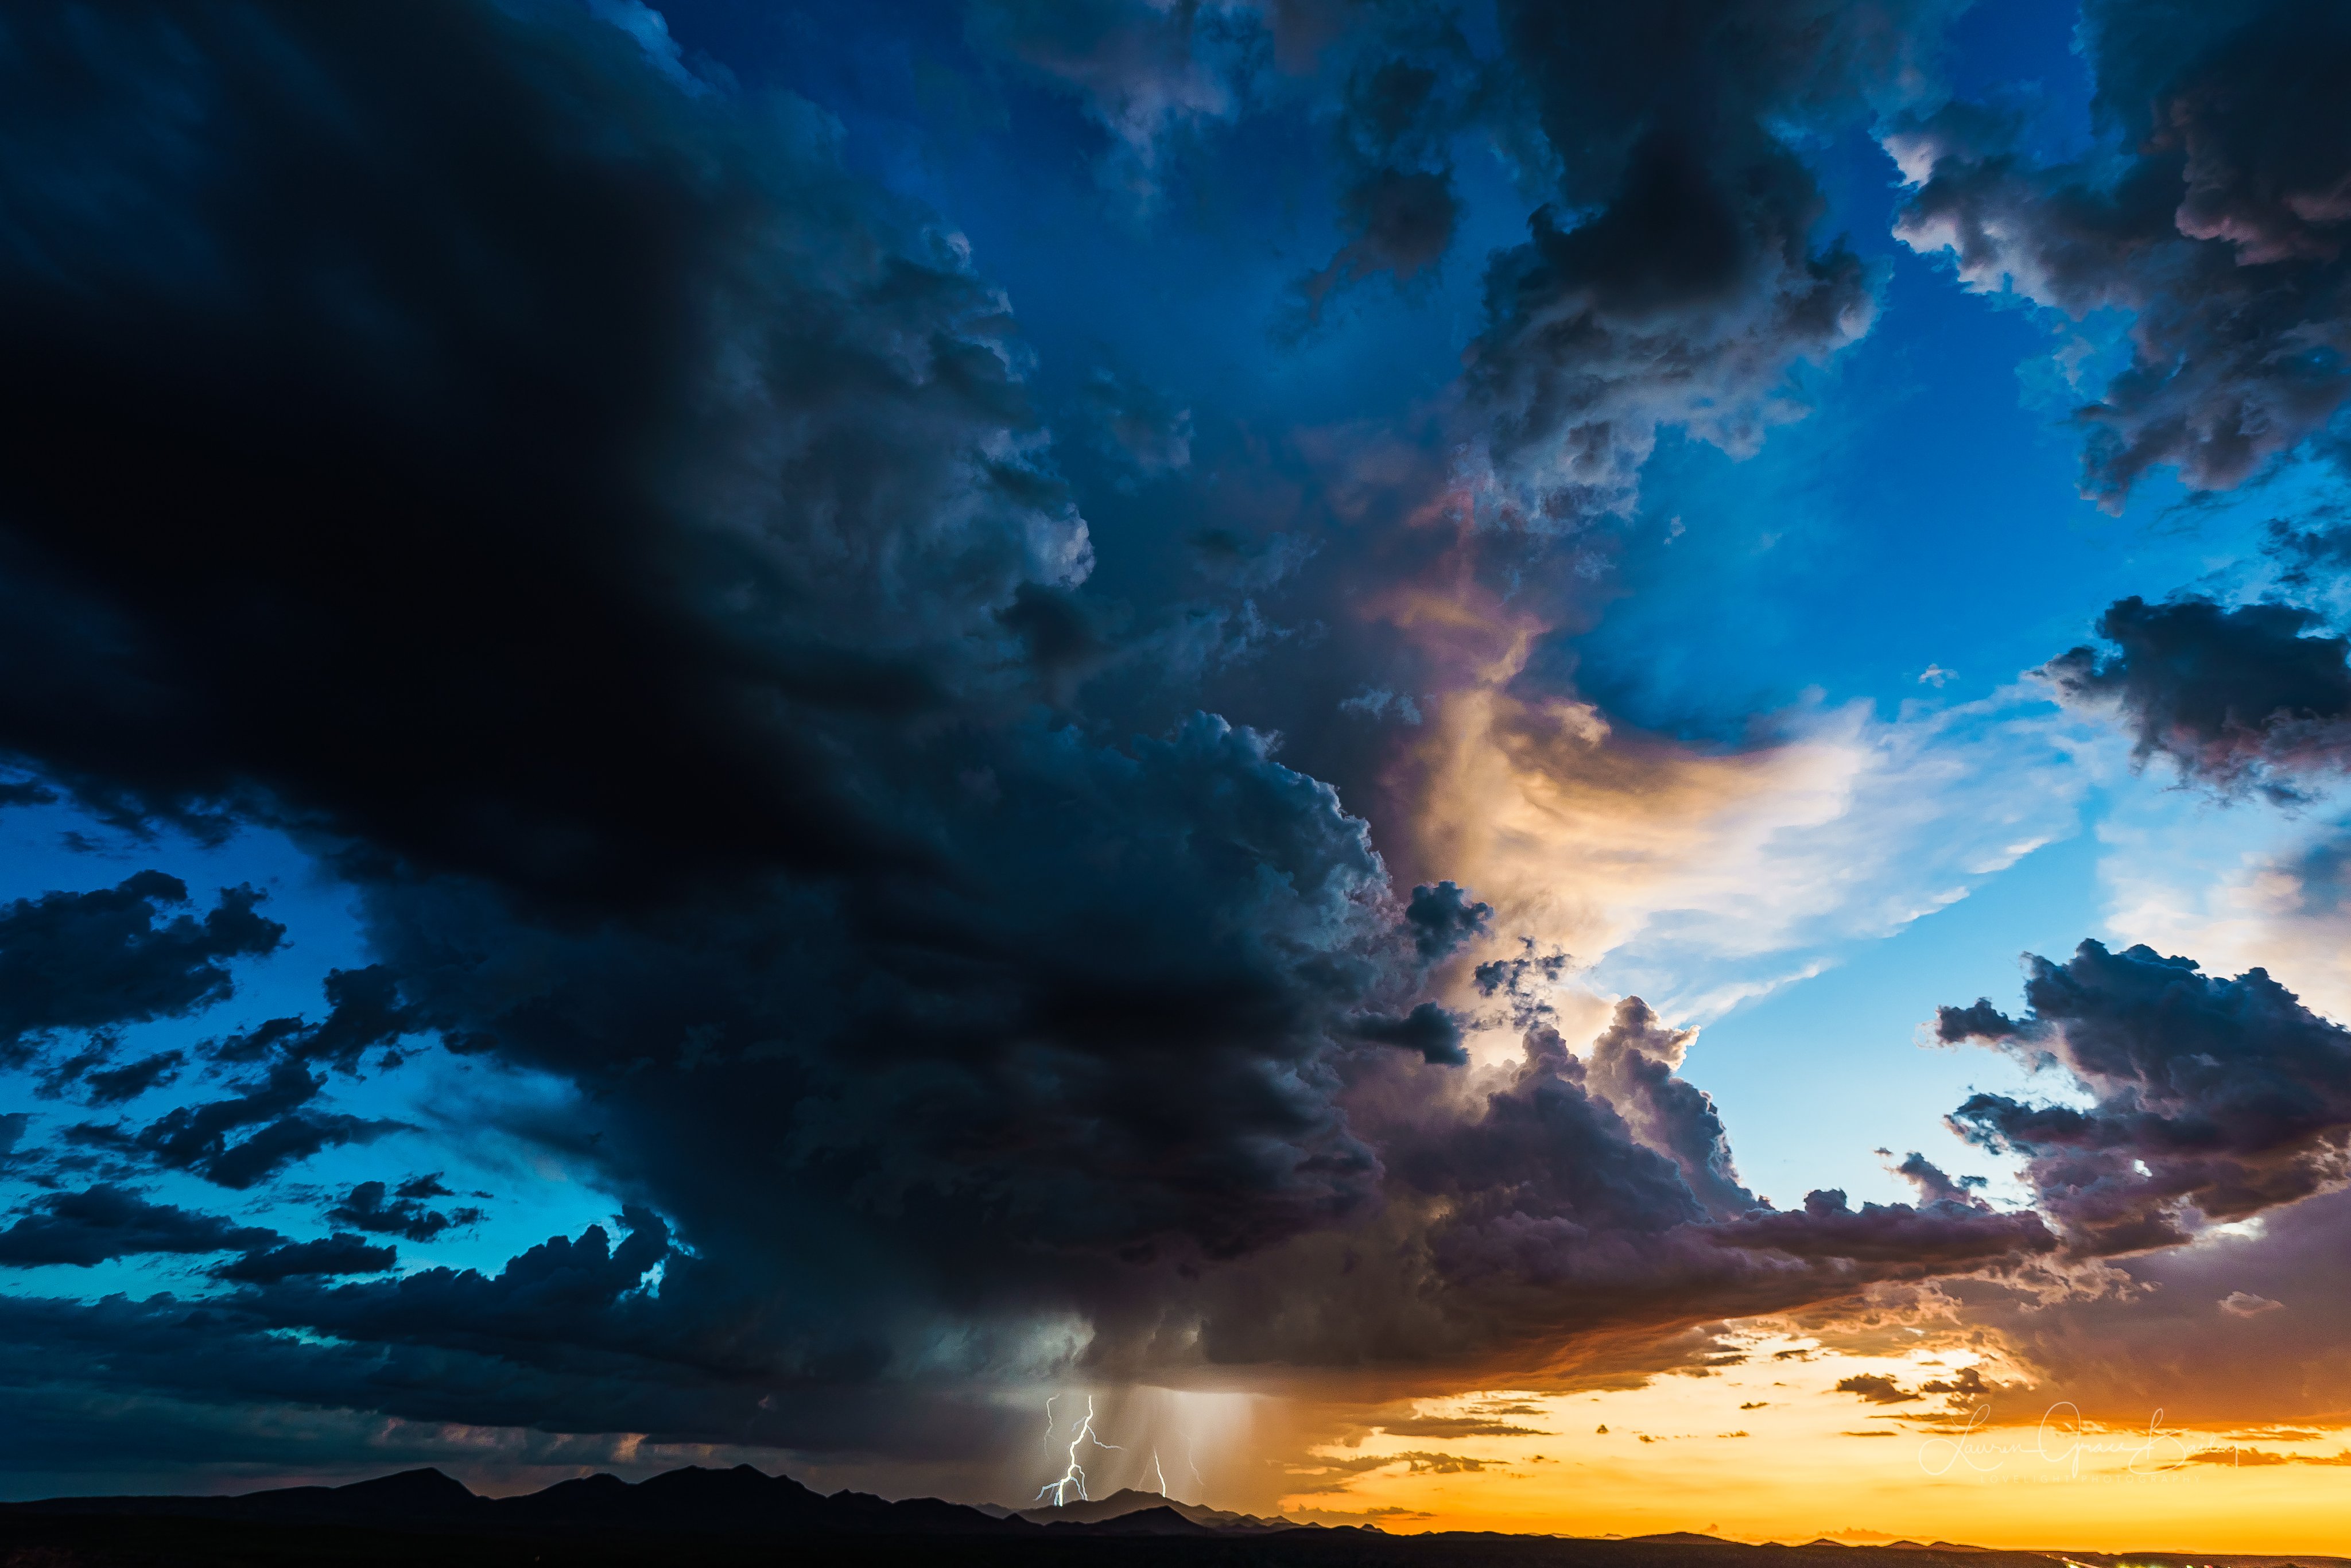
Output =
[
  {"x1": 0, "y1": 805, "x2": 615, "y2": 1290},
  {"x1": 1698, "y1": 827, "x2": 2108, "y2": 1211}
]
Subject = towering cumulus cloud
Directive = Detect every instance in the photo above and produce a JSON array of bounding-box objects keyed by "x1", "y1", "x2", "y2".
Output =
[{"x1": 0, "y1": 0, "x2": 1436, "y2": 1411}]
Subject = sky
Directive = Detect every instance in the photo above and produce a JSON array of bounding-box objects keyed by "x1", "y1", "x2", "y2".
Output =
[{"x1": 2, "y1": 0, "x2": 2350, "y2": 1550}]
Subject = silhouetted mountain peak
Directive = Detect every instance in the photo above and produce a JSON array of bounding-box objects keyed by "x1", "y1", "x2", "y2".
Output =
[
  {"x1": 1011, "y1": 1488, "x2": 1294, "y2": 1532},
  {"x1": 1053, "y1": 1504, "x2": 1215, "y2": 1536},
  {"x1": 530, "y1": 1473, "x2": 630, "y2": 1499},
  {"x1": 333, "y1": 1468, "x2": 478, "y2": 1511}
]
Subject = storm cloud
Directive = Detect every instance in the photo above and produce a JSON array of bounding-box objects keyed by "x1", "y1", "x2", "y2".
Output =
[
  {"x1": 0, "y1": 0, "x2": 1436, "y2": 1409},
  {"x1": 213, "y1": 1233, "x2": 398, "y2": 1284},
  {"x1": 1939, "y1": 939, "x2": 2351, "y2": 1254},
  {"x1": 0, "y1": 1185, "x2": 276, "y2": 1269},
  {"x1": 2043, "y1": 596, "x2": 2351, "y2": 798},
  {"x1": 1891, "y1": 0, "x2": 2351, "y2": 504},
  {"x1": 327, "y1": 1177, "x2": 486, "y2": 1244},
  {"x1": 0, "y1": 0, "x2": 2290, "y2": 1494},
  {"x1": 0, "y1": 873, "x2": 282, "y2": 1064},
  {"x1": 1457, "y1": 0, "x2": 1958, "y2": 518}
]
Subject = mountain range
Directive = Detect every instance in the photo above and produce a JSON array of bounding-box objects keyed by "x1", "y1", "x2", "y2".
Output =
[{"x1": 2, "y1": 1464, "x2": 2344, "y2": 1567}]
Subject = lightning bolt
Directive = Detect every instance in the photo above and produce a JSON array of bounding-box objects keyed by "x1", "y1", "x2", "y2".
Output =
[
  {"x1": 1042, "y1": 1394, "x2": 1056, "y2": 1458},
  {"x1": 1187, "y1": 1438, "x2": 1204, "y2": 1489},
  {"x1": 1151, "y1": 1447, "x2": 1169, "y2": 1496},
  {"x1": 1035, "y1": 1394, "x2": 1119, "y2": 1507}
]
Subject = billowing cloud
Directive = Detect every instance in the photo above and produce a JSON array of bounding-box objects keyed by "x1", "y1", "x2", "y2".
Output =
[
  {"x1": 1403, "y1": 880, "x2": 1492, "y2": 962},
  {"x1": 0, "y1": 1185, "x2": 276, "y2": 1268},
  {"x1": 1890, "y1": 0, "x2": 2351, "y2": 505},
  {"x1": 1188, "y1": 1020, "x2": 2058, "y2": 1370},
  {"x1": 0, "y1": 0, "x2": 2273, "y2": 1496},
  {"x1": 2043, "y1": 596, "x2": 2351, "y2": 799},
  {"x1": 326, "y1": 1178, "x2": 486, "y2": 1243},
  {"x1": 1945, "y1": 1182, "x2": 2351, "y2": 1428},
  {"x1": 0, "y1": 1, "x2": 1090, "y2": 906},
  {"x1": 1457, "y1": 0, "x2": 1965, "y2": 518},
  {"x1": 1939, "y1": 939, "x2": 2351, "y2": 1253},
  {"x1": 1584, "y1": 998, "x2": 1749, "y2": 1221},
  {"x1": 0, "y1": 0, "x2": 1435, "y2": 1410},
  {"x1": 0, "y1": 873, "x2": 282, "y2": 1064}
]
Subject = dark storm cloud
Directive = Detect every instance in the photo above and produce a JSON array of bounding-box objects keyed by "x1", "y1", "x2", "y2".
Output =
[
  {"x1": 257, "y1": 1209, "x2": 671, "y2": 1360},
  {"x1": 0, "y1": 0, "x2": 1088, "y2": 906},
  {"x1": 373, "y1": 709, "x2": 1410, "y2": 1269},
  {"x1": 0, "y1": 0, "x2": 1390, "y2": 1298},
  {"x1": 0, "y1": 1279, "x2": 1027, "y2": 1467},
  {"x1": 210, "y1": 965, "x2": 425, "y2": 1073},
  {"x1": 327, "y1": 1179, "x2": 485, "y2": 1243},
  {"x1": 75, "y1": 1057, "x2": 405, "y2": 1192},
  {"x1": 2042, "y1": 596, "x2": 2351, "y2": 799},
  {"x1": 213, "y1": 1233, "x2": 398, "y2": 1284},
  {"x1": 1193, "y1": 1021, "x2": 2058, "y2": 1367},
  {"x1": 1886, "y1": 1150, "x2": 1987, "y2": 1208},
  {"x1": 0, "y1": 1213, "x2": 703, "y2": 1442},
  {"x1": 37, "y1": 1043, "x2": 188, "y2": 1107},
  {"x1": 1834, "y1": 1373, "x2": 1918, "y2": 1404},
  {"x1": 1403, "y1": 880, "x2": 1491, "y2": 961},
  {"x1": 1890, "y1": 0, "x2": 2351, "y2": 506},
  {"x1": 1938, "y1": 939, "x2": 2351, "y2": 1253},
  {"x1": 0, "y1": 0, "x2": 1410, "y2": 1276},
  {"x1": 1343, "y1": 1002, "x2": 1468, "y2": 1065},
  {"x1": 0, "y1": 0, "x2": 2104, "y2": 1474},
  {"x1": 1713, "y1": 1186, "x2": 2053, "y2": 1266},
  {"x1": 0, "y1": 872, "x2": 282, "y2": 1064},
  {"x1": 0, "y1": 1185, "x2": 276, "y2": 1268},
  {"x1": 1461, "y1": 0, "x2": 1958, "y2": 518}
]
